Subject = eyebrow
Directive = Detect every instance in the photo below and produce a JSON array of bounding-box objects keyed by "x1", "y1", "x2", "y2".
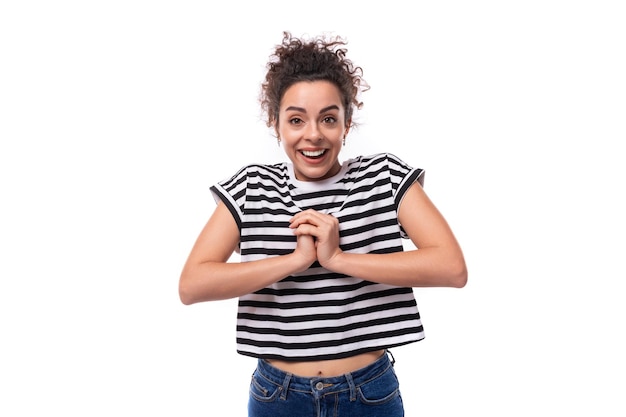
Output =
[{"x1": 284, "y1": 105, "x2": 340, "y2": 114}]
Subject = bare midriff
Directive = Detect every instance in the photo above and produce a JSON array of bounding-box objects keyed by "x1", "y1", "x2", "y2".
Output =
[{"x1": 267, "y1": 349, "x2": 385, "y2": 378}]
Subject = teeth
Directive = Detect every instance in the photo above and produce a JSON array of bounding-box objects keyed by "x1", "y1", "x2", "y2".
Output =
[{"x1": 302, "y1": 150, "x2": 325, "y2": 157}]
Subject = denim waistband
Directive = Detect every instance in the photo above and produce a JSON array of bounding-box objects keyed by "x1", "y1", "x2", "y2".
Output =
[{"x1": 255, "y1": 350, "x2": 395, "y2": 397}]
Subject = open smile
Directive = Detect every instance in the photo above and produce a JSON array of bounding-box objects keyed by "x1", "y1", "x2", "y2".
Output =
[{"x1": 300, "y1": 149, "x2": 327, "y2": 159}]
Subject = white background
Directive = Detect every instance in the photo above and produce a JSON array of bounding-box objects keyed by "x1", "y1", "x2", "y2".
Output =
[{"x1": 1, "y1": 1, "x2": 625, "y2": 415}]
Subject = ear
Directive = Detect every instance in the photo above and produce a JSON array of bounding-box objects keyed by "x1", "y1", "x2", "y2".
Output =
[
  {"x1": 272, "y1": 117, "x2": 280, "y2": 134},
  {"x1": 344, "y1": 119, "x2": 352, "y2": 137}
]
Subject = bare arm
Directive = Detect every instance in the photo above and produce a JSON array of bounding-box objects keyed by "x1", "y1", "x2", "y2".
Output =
[
  {"x1": 178, "y1": 200, "x2": 316, "y2": 305},
  {"x1": 291, "y1": 182, "x2": 467, "y2": 288}
]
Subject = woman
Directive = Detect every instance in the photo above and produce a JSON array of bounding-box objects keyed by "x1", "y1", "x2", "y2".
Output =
[{"x1": 179, "y1": 31, "x2": 467, "y2": 416}]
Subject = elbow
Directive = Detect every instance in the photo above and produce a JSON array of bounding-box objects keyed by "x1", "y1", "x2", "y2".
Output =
[
  {"x1": 178, "y1": 276, "x2": 197, "y2": 306},
  {"x1": 179, "y1": 287, "x2": 194, "y2": 306},
  {"x1": 179, "y1": 267, "x2": 223, "y2": 304},
  {"x1": 449, "y1": 258, "x2": 468, "y2": 288},
  {"x1": 179, "y1": 294, "x2": 194, "y2": 306}
]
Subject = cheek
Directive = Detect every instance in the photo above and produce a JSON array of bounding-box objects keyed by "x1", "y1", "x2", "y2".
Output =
[{"x1": 323, "y1": 126, "x2": 345, "y2": 139}]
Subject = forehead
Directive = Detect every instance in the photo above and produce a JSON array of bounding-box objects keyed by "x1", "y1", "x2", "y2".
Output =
[{"x1": 280, "y1": 80, "x2": 343, "y2": 111}]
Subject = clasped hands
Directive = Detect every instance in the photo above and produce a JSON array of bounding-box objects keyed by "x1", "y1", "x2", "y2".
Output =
[{"x1": 289, "y1": 209, "x2": 342, "y2": 270}]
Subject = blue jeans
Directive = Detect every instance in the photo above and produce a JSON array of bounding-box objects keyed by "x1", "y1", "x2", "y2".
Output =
[{"x1": 248, "y1": 351, "x2": 404, "y2": 417}]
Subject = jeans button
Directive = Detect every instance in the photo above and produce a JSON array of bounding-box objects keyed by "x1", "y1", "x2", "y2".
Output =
[{"x1": 315, "y1": 381, "x2": 324, "y2": 390}]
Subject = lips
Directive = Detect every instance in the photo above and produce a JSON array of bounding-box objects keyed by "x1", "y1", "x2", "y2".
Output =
[{"x1": 301, "y1": 149, "x2": 326, "y2": 159}]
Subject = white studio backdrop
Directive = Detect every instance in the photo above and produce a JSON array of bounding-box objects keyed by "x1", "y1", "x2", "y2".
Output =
[{"x1": 1, "y1": 1, "x2": 624, "y2": 416}]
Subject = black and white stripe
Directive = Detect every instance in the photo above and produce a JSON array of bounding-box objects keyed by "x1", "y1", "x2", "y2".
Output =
[{"x1": 211, "y1": 153, "x2": 426, "y2": 360}]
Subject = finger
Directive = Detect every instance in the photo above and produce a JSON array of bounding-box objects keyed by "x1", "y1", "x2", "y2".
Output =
[
  {"x1": 290, "y1": 210, "x2": 334, "y2": 227},
  {"x1": 290, "y1": 211, "x2": 323, "y2": 228},
  {"x1": 292, "y1": 223, "x2": 320, "y2": 238}
]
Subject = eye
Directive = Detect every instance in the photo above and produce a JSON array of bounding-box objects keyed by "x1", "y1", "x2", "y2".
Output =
[
  {"x1": 322, "y1": 116, "x2": 337, "y2": 124},
  {"x1": 289, "y1": 117, "x2": 303, "y2": 125}
]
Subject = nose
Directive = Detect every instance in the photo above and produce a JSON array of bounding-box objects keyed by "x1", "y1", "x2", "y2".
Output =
[{"x1": 304, "y1": 121, "x2": 322, "y2": 141}]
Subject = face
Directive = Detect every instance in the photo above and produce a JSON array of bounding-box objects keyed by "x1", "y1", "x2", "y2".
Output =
[{"x1": 276, "y1": 80, "x2": 349, "y2": 182}]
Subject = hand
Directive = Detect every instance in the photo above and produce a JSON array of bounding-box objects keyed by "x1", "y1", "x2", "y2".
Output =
[
  {"x1": 293, "y1": 233, "x2": 317, "y2": 272},
  {"x1": 290, "y1": 209, "x2": 342, "y2": 269}
]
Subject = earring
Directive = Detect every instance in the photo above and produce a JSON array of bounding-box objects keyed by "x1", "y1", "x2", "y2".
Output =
[
  {"x1": 343, "y1": 136, "x2": 346, "y2": 146},
  {"x1": 277, "y1": 137, "x2": 281, "y2": 147}
]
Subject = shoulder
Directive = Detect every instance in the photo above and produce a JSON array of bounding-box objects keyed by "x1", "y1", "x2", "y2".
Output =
[
  {"x1": 349, "y1": 152, "x2": 413, "y2": 172},
  {"x1": 350, "y1": 153, "x2": 424, "y2": 187},
  {"x1": 238, "y1": 161, "x2": 288, "y2": 175},
  {"x1": 212, "y1": 161, "x2": 289, "y2": 207},
  {"x1": 219, "y1": 161, "x2": 288, "y2": 185}
]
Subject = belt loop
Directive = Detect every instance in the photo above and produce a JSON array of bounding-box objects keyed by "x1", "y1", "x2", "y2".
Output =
[
  {"x1": 387, "y1": 349, "x2": 396, "y2": 366},
  {"x1": 280, "y1": 373, "x2": 292, "y2": 400},
  {"x1": 345, "y1": 372, "x2": 356, "y2": 402}
]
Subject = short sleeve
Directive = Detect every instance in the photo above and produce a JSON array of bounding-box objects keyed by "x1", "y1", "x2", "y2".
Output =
[
  {"x1": 386, "y1": 153, "x2": 425, "y2": 207},
  {"x1": 385, "y1": 153, "x2": 425, "y2": 239},
  {"x1": 209, "y1": 165, "x2": 249, "y2": 231}
]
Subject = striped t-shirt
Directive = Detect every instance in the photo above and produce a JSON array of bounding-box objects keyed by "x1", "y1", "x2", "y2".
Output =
[{"x1": 210, "y1": 152, "x2": 426, "y2": 361}]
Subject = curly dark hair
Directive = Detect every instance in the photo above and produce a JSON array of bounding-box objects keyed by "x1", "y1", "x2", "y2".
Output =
[{"x1": 260, "y1": 32, "x2": 369, "y2": 130}]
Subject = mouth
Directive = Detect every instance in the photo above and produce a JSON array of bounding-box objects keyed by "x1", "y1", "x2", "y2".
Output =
[{"x1": 300, "y1": 149, "x2": 327, "y2": 159}]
